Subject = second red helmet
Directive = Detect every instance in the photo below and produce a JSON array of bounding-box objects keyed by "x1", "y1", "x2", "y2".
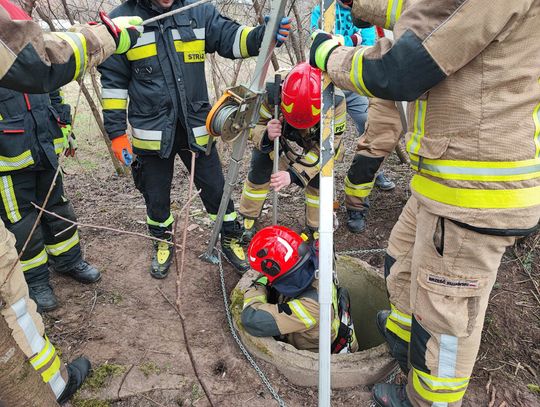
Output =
[
  {"x1": 280, "y1": 62, "x2": 322, "y2": 129},
  {"x1": 248, "y1": 226, "x2": 308, "y2": 284}
]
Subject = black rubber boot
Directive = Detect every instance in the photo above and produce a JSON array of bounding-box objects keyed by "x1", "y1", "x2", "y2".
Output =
[
  {"x1": 241, "y1": 218, "x2": 257, "y2": 246},
  {"x1": 62, "y1": 260, "x2": 101, "y2": 284},
  {"x1": 57, "y1": 357, "x2": 91, "y2": 404},
  {"x1": 347, "y1": 209, "x2": 367, "y2": 234},
  {"x1": 376, "y1": 310, "x2": 410, "y2": 374},
  {"x1": 375, "y1": 171, "x2": 396, "y2": 191},
  {"x1": 150, "y1": 240, "x2": 174, "y2": 279},
  {"x1": 372, "y1": 383, "x2": 413, "y2": 407},
  {"x1": 28, "y1": 283, "x2": 58, "y2": 312}
]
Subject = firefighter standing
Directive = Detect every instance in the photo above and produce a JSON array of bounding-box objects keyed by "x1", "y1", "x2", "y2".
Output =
[
  {"x1": 310, "y1": 0, "x2": 540, "y2": 405},
  {"x1": 99, "y1": 0, "x2": 291, "y2": 277},
  {"x1": 242, "y1": 226, "x2": 358, "y2": 354},
  {"x1": 239, "y1": 62, "x2": 346, "y2": 241},
  {"x1": 0, "y1": 0, "x2": 144, "y2": 402},
  {"x1": 0, "y1": 87, "x2": 101, "y2": 312}
]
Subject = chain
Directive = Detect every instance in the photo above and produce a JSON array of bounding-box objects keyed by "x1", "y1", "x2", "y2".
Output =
[
  {"x1": 337, "y1": 248, "x2": 386, "y2": 256},
  {"x1": 217, "y1": 250, "x2": 287, "y2": 407}
]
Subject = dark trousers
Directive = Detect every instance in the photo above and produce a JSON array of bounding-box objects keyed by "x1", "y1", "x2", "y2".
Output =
[
  {"x1": 131, "y1": 126, "x2": 236, "y2": 239},
  {"x1": 0, "y1": 168, "x2": 81, "y2": 286}
]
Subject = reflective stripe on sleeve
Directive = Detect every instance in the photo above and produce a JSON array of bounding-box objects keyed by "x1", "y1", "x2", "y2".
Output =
[
  {"x1": 233, "y1": 26, "x2": 254, "y2": 58},
  {"x1": 102, "y1": 89, "x2": 128, "y2": 110},
  {"x1": 260, "y1": 104, "x2": 272, "y2": 119},
  {"x1": 45, "y1": 231, "x2": 80, "y2": 256},
  {"x1": 406, "y1": 100, "x2": 427, "y2": 155},
  {"x1": 126, "y1": 31, "x2": 157, "y2": 61},
  {"x1": 385, "y1": 0, "x2": 404, "y2": 29},
  {"x1": 193, "y1": 125, "x2": 209, "y2": 146},
  {"x1": 289, "y1": 300, "x2": 316, "y2": 329},
  {"x1": 52, "y1": 32, "x2": 87, "y2": 81},
  {"x1": 132, "y1": 128, "x2": 162, "y2": 151},
  {"x1": 54, "y1": 137, "x2": 65, "y2": 154},
  {"x1": 350, "y1": 48, "x2": 374, "y2": 98}
]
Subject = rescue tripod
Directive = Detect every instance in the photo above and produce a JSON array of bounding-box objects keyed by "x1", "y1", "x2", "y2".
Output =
[{"x1": 201, "y1": 0, "x2": 288, "y2": 263}]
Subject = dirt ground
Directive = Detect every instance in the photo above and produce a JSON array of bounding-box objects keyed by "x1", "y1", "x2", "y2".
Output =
[{"x1": 41, "y1": 85, "x2": 540, "y2": 407}]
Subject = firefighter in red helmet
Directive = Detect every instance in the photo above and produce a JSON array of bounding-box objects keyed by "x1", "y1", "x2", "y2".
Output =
[
  {"x1": 239, "y1": 62, "x2": 346, "y2": 242},
  {"x1": 242, "y1": 226, "x2": 358, "y2": 353}
]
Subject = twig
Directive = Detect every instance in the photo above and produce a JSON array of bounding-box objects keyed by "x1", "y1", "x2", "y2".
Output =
[
  {"x1": 156, "y1": 287, "x2": 216, "y2": 407},
  {"x1": 487, "y1": 386, "x2": 496, "y2": 407},
  {"x1": 140, "y1": 393, "x2": 168, "y2": 407},
  {"x1": 117, "y1": 363, "x2": 135, "y2": 399}
]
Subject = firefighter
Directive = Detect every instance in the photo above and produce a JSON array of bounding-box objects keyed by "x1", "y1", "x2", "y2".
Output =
[
  {"x1": 0, "y1": 0, "x2": 143, "y2": 94},
  {"x1": 98, "y1": 0, "x2": 291, "y2": 277},
  {"x1": 344, "y1": 98, "x2": 402, "y2": 233},
  {"x1": 242, "y1": 225, "x2": 358, "y2": 353},
  {"x1": 239, "y1": 62, "x2": 346, "y2": 242},
  {"x1": 310, "y1": 0, "x2": 540, "y2": 406},
  {"x1": 0, "y1": 86, "x2": 101, "y2": 312}
]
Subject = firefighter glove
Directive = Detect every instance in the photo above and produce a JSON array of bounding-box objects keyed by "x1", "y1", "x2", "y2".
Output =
[
  {"x1": 254, "y1": 276, "x2": 268, "y2": 286},
  {"x1": 310, "y1": 31, "x2": 341, "y2": 71},
  {"x1": 99, "y1": 12, "x2": 143, "y2": 54},
  {"x1": 265, "y1": 16, "x2": 292, "y2": 47},
  {"x1": 60, "y1": 123, "x2": 72, "y2": 149},
  {"x1": 111, "y1": 134, "x2": 133, "y2": 166},
  {"x1": 65, "y1": 133, "x2": 78, "y2": 157}
]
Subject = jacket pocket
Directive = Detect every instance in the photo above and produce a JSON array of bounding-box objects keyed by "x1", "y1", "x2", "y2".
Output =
[
  {"x1": 129, "y1": 58, "x2": 165, "y2": 115},
  {"x1": 0, "y1": 116, "x2": 35, "y2": 171}
]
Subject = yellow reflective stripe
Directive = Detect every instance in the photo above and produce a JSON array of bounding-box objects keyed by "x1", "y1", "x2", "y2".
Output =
[
  {"x1": 304, "y1": 151, "x2": 319, "y2": 164},
  {"x1": 335, "y1": 111, "x2": 346, "y2": 133},
  {"x1": 54, "y1": 137, "x2": 64, "y2": 154},
  {"x1": 260, "y1": 104, "x2": 272, "y2": 119},
  {"x1": 331, "y1": 285, "x2": 340, "y2": 337},
  {"x1": 412, "y1": 370, "x2": 467, "y2": 403},
  {"x1": 239, "y1": 27, "x2": 254, "y2": 58},
  {"x1": 385, "y1": 318, "x2": 411, "y2": 342},
  {"x1": 410, "y1": 155, "x2": 540, "y2": 182},
  {"x1": 132, "y1": 137, "x2": 160, "y2": 150},
  {"x1": 0, "y1": 150, "x2": 34, "y2": 172},
  {"x1": 385, "y1": 0, "x2": 404, "y2": 29},
  {"x1": 350, "y1": 48, "x2": 374, "y2": 98},
  {"x1": 41, "y1": 355, "x2": 61, "y2": 383},
  {"x1": 242, "y1": 185, "x2": 268, "y2": 201},
  {"x1": 53, "y1": 32, "x2": 87, "y2": 81},
  {"x1": 46, "y1": 231, "x2": 79, "y2": 256},
  {"x1": 406, "y1": 100, "x2": 427, "y2": 155},
  {"x1": 21, "y1": 248, "x2": 48, "y2": 272},
  {"x1": 102, "y1": 99, "x2": 127, "y2": 110},
  {"x1": 147, "y1": 214, "x2": 174, "y2": 228},
  {"x1": 289, "y1": 300, "x2": 316, "y2": 329},
  {"x1": 30, "y1": 336, "x2": 55, "y2": 370},
  {"x1": 344, "y1": 176, "x2": 375, "y2": 198},
  {"x1": 126, "y1": 43, "x2": 157, "y2": 61},
  {"x1": 0, "y1": 175, "x2": 21, "y2": 223},
  {"x1": 209, "y1": 212, "x2": 238, "y2": 222},
  {"x1": 411, "y1": 174, "x2": 540, "y2": 209},
  {"x1": 243, "y1": 295, "x2": 267, "y2": 309},
  {"x1": 305, "y1": 193, "x2": 320, "y2": 208},
  {"x1": 174, "y1": 39, "x2": 205, "y2": 53},
  {"x1": 389, "y1": 304, "x2": 412, "y2": 327},
  {"x1": 533, "y1": 103, "x2": 540, "y2": 158},
  {"x1": 414, "y1": 369, "x2": 470, "y2": 391}
]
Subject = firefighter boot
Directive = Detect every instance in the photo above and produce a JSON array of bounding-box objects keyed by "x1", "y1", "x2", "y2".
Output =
[
  {"x1": 221, "y1": 221, "x2": 249, "y2": 274},
  {"x1": 347, "y1": 209, "x2": 367, "y2": 233},
  {"x1": 242, "y1": 218, "x2": 257, "y2": 245},
  {"x1": 150, "y1": 240, "x2": 174, "y2": 279},
  {"x1": 375, "y1": 171, "x2": 396, "y2": 191},
  {"x1": 57, "y1": 357, "x2": 91, "y2": 404},
  {"x1": 28, "y1": 282, "x2": 58, "y2": 312},
  {"x1": 372, "y1": 384, "x2": 412, "y2": 407},
  {"x1": 376, "y1": 310, "x2": 409, "y2": 374},
  {"x1": 64, "y1": 260, "x2": 101, "y2": 284}
]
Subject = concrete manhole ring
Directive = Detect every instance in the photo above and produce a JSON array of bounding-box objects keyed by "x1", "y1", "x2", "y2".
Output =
[{"x1": 230, "y1": 255, "x2": 397, "y2": 388}]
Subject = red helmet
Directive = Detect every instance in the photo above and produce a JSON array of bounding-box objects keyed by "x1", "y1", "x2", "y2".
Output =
[
  {"x1": 280, "y1": 62, "x2": 321, "y2": 129},
  {"x1": 248, "y1": 226, "x2": 309, "y2": 283}
]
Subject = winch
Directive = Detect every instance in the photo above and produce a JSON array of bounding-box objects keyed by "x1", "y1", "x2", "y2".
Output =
[{"x1": 205, "y1": 85, "x2": 262, "y2": 143}]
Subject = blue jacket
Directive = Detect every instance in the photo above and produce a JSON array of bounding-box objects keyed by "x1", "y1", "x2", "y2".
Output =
[{"x1": 310, "y1": 3, "x2": 376, "y2": 47}]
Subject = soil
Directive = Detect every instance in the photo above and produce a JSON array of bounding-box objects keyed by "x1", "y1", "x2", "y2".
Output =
[{"x1": 43, "y1": 94, "x2": 539, "y2": 407}]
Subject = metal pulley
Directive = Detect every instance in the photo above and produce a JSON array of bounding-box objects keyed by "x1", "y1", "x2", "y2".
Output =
[{"x1": 205, "y1": 85, "x2": 261, "y2": 143}]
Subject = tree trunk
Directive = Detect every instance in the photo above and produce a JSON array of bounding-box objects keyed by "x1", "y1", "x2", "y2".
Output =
[
  {"x1": 0, "y1": 315, "x2": 59, "y2": 407},
  {"x1": 79, "y1": 82, "x2": 127, "y2": 176}
]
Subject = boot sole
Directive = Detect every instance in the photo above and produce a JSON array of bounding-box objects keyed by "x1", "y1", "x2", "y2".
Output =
[
  {"x1": 346, "y1": 225, "x2": 366, "y2": 234},
  {"x1": 70, "y1": 274, "x2": 102, "y2": 284}
]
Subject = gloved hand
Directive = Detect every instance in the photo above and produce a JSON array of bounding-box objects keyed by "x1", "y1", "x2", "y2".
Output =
[
  {"x1": 111, "y1": 134, "x2": 133, "y2": 166},
  {"x1": 60, "y1": 124, "x2": 78, "y2": 157},
  {"x1": 309, "y1": 31, "x2": 342, "y2": 71},
  {"x1": 349, "y1": 32, "x2": 362, "y2": 46},
  {"x1": 265, "y1": 16, "x2": 292, "y2": 47},
  {"x1": 254, "y1": 276, "x2": 268, "y2": 286},
  {"x1": 99, "y1": 12, "x2": 143, "y2": 54}
]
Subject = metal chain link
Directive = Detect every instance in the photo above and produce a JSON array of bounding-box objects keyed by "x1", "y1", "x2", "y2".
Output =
[
  {"x1": 337, "y1": 248, "x2": 387, "y2": 256},
  {"x1": 216, "y1": 250, "x2": 287, "y2": 407}
]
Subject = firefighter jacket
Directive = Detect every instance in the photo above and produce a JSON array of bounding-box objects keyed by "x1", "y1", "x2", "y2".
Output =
[
  {"x1": 98, "y1": 0, "x2": 266, "y2": 157},
  {"x1": 0, "y1": 0, "x2": 115, "y2": 94},
  {"x1": 242, "y1": 280, "x2": 359, "y2": 353},
  {"x1": 325, "y1": 0, "x2": 540, "y2": 234},
  {"x1": 251, "y1": 88, "x2": 347, "y2": 187},
  {"x1": 0, "y1": 88, "x2": 70, "y2": 173}
]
